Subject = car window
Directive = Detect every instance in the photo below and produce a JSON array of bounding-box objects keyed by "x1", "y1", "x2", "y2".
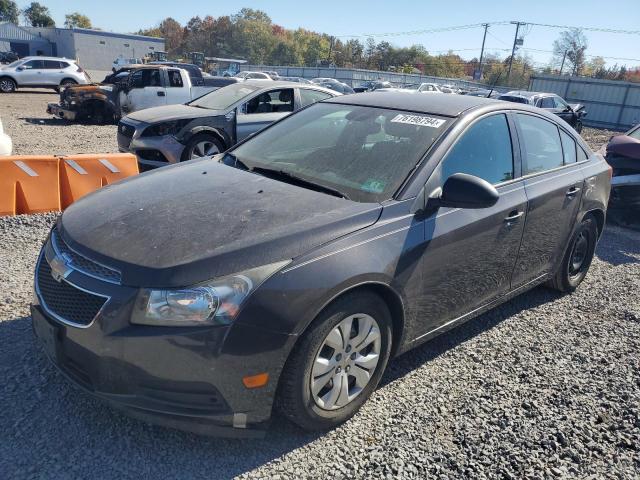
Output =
[
  {"x1": 559, "y1": 129, "x2": 577, "y2": 164},
  {"x1": 229, "y1": 103, "x2": 451, "y2": 202},
  {"x1": 629, "y1": 127, "x2": 640, "y2": 141},
  {"x1": 300, "y1": 89, "x2": 333, "y2": 107},
  {"x1": 516, "y1": 114, "x2": 564, "y2": 174},
  {"x1": 189, "y1": 83, "x2": 259, "y2": 110},
  {"x1": 553, "y1": 96, "x2": 568, "y2": 110},
  {"x1": 540, "y1": 97, "x2": 555, "y2": 108},
  {"x1": 577, "y1": 146, "x2": 588, "y2": 162},
  {"x1": 441, "y1": 114, "x2": 514, "y2": 185},
  {"x1": 42, "y1": 60, "x2": 61, "y2": 69},
  {"x1": 22, "y1": 60, "x2": 44, "y2": 69},
  {"x1": 168, "y1": 70, "x2": 183, "y2": 88},
  {"x1": 59, "y1": 61, "x2": 70, "y2": 69},
  {"x1": 243, "y1": 89, "x2": 294, "y2": 114},
  {"x1": 130, "y1": 69, "x2": 161, "y2": 88}
]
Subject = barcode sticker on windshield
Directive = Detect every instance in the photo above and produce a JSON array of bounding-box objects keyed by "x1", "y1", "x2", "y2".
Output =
[{"x1": 390, "y1": 114, "x2": 445, "y2": 128}]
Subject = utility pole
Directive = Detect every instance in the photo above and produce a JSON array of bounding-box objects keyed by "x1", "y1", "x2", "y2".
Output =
[
  {"x1": 478, "y1": 23, "x2": 489, "y2": 80},
  {"x1": 559, "y1": 50, "x2": 567, "y2": 75},
  {"x1": 506, "y1": 21, "x2": 526, "y2": 85}
]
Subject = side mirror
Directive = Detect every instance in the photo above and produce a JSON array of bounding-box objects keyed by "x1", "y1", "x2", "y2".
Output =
[
  {"x1": 429, "y1": 173, "x2": 499, "y2": 209},
  {"x1": 16, "y1": 66, "x2": 25, "y2": 71}
]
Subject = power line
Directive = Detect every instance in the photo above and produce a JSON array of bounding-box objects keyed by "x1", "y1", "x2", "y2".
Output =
[
  {"x1": 334, "y1": 22, "x2": 510, "y2": 38},
  {"x1": 524, "y1": 22, "x2": 640, "y2": 35}
]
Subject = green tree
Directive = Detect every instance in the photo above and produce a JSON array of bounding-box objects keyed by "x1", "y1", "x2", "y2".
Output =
[
  {"x1": 64, "y1": 12, "x2": 92, "y2": 29},
  {"x1": 23, "y1": 2, "x2": 54, "y2": 27},
  {"x1": 0, "y1": 0, "x2": 19, "y2": 24},
  {"x1": 553, "y1": 28, "x2": 588, "y2": 76}
]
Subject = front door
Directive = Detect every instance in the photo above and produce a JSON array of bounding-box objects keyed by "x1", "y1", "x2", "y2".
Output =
[
  {"x1": 16, "y1": 59, "x2": 44, "y2": 85},
  {"x1": 236, "y1": 88, "x2": 294, "y2": 142},
  {"x1": 124, "y1": 69, "x2": 166, "y2": 113},
  {"x1": 413, "y1": 113, "x2": 527, "y2": 339},
  {"x1": 511, "y1": 113, "x2": 584, "y2": 287}
]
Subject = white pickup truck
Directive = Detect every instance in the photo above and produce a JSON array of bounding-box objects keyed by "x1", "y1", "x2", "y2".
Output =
[{"x1": 119, "y1": 66, "x2": 225, "y2": 115}]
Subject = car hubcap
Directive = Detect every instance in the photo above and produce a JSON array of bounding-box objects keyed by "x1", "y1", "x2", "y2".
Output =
[
  {"x1": 569, "y1": 231, "x2": 589, "y2": 276},
  {"x1": 190, "y1": 140, "x2": 220, "y2": 159},
  {"x1": 310, "y1": 314, "x2": 381, "y2": 410},
  {"x1": 0, "y1": 80, "x2": 13, "y2": 92}
]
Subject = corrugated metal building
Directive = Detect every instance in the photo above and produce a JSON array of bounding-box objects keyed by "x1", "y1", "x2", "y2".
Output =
[{"x1": 1, "y1": 23, "x2": 164, "y2": 70}]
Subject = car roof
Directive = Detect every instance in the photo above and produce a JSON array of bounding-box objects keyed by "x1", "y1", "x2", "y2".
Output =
[
  {"x1": 21, "y1": 56, "x2": 76, "y2": 62},
  {"x1": 502, "y1": 90, "x2": 554, "y2": 98},
  {"x1": 326, "y1": 91, "x2": 503, "y2": 117},
  {"x1": 243, "y1": 80, "x2": 337, "y2": 95}
]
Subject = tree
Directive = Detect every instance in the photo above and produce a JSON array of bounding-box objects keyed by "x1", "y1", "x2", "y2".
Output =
[
  {"x1": 553, "y1": 28, "x2": 587, "y2": 76},
  {"x1": 23, "y1": 2, "x2": 55, "y2": 27},
  {"x1": 64, "y1": 12, "x2": 92, "y2": 29},
  {"x1": 0, "y1": 0, "x2": 19, "y2": 24}
]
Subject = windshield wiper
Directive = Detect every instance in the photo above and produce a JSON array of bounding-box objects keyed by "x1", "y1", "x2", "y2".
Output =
[
  {"x1": 222, "y1": 152, "x2": 250, "y2": 171},
  {"x1": 251, "y1": 166, "x2": 349, "y2": 200}
]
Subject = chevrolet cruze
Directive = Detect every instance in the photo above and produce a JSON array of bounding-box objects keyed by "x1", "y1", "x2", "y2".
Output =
[{"x1": 32, "y1": 92, "x2": 610, "y2": 437}]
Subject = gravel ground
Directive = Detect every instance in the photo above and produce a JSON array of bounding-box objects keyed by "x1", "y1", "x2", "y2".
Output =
[{"x1": 1, "y1": 92, "x2": 639, "y2": 479}]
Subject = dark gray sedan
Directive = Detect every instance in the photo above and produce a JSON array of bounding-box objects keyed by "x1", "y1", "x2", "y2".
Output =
[
  {"x1": 33, "y1": 92, "x2": 610, "y2": 437},
  {"x1": 117, "y1": 81, "x2": 338, "y2": 169}
]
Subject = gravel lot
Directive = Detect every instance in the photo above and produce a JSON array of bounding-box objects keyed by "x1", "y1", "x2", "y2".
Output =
[{"x1": 1, "y1": 92, "x2": 639, "y2": 479}]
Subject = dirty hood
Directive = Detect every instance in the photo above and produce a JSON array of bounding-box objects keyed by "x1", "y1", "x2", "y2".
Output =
[
  {"x1": 59, "y1": 159, "x2": 382, "y2": 288},
  {"x1": 125, "y1": 104, "x2": 225, "y2": 123}
]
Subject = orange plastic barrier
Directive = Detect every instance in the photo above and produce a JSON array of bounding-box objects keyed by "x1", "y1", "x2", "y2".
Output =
[
  {"x1": 59, "y1": 153, "x2": 139, "y2": 208},
  {"x1": 0, "y1": 153, "x2": 139, "y2": 216},
  {"x1": 0, "y1": 156, "x2": 61, "y2": 216}
]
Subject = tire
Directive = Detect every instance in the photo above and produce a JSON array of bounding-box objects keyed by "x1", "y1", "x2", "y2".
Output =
[
  {"x1": 277, "y1": 291, "x2": 393, "y2": 431},
  {"x1": 546, "y1": 214, "x2": 597, "y2": 292},
  {"x1": 56, "y1": 79, "x2": 77, "y2": 93},
  {"x1": 181, "y1": 133, "x2": 224, "y2": 161},
  {"x1": 0, "y1": 77, "x2": 16, "y2": 93}
]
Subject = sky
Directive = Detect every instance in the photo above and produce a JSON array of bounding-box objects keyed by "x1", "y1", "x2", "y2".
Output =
[{"x1": 15, "y1": 0, "x2": 640, "y2": 68}]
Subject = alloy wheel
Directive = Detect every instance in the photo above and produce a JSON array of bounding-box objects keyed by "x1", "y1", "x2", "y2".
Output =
[
  {"x1": 310, "y1": 314, "x2": 381, "y2": 410},
  {"x1": 0, "y1": 79, "x2": 15, "y2": 93},
  {"x1": 190, "y1": 140, "x2": 220, "y2": 159}
]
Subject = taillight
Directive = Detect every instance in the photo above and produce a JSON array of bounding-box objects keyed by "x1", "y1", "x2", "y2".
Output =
[{"x1": 607, "y1": 164, "x2": 613, "y2": 180}]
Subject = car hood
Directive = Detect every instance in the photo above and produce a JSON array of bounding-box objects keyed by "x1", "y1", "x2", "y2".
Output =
[
  {"x1": 125, "y1": 104, "x2": 225, "y2": 123},
  {"x1": 59, "y1": 159, "x2": 382, "y2": 288}
]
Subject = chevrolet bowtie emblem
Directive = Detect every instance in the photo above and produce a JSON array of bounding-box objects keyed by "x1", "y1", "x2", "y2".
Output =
[{"x1": 49, "y1": 254, "x2": 73, "y2": 282}]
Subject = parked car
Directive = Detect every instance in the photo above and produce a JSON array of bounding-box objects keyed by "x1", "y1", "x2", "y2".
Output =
[
  {"x1": 311, "y1": 78, "x2": 355, "y2": 94},
  {"x1": 235, "y1": 71, "x2": 273, "y2": 80},
  {"x1": 112, "y1": 57, "x2": 142, "y2": 72},
  {"x1": 0, "y1": 56, "x2": 89, "y2": 93},
  {"x1": 281, "y1": 76, "x2": 313, "y2": 84},
  {"x1": 48, "y1": 65, "x2": 222, "y2": 122},
  {"x1": 0, "y1": 51, "x2": 19, "y2": 64},
  {"x1": 353, "y1": 80, "x2": 393, "y2": 93},
  {"x1": 262, "y1": 70, "x2": 280, "y2": 80},
  {"x1": 33, "y1": 92, "x2": 610, "y2": 437},
  {"x1": 498, "y1": 91, "x2": 587, "y2": 133},
  {"x1": 464, "y1": 88, "x2": 502, "y2": 98},
  {"x1": 118, "y1": 81, "x2": 339, "y2": 168},
  {"x1": 0, "y1": 117, "x2": 12, "y2": 155},
  {"x1": 597, "y1": 124, "x2": 640, "y2": 208}
]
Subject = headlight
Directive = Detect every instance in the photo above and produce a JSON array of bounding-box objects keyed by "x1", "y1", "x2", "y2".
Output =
[
  {"x1": 131, "y1": 260, "x2": 289, "y2": 326},
  {"x1": 141, "y1": 119, "x2": 191, "y2": 137}
]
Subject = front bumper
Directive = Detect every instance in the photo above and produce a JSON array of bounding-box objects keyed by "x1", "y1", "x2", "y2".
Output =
[
  {"x1": 31, "y1": 245, "x2": 292, "y2": 437},
  {"x1": 47, "y1": 103, "x2": 77, "y2": 121},
  {"x1": 117, "y1": 120, "x2": 185, "y2": 169}
]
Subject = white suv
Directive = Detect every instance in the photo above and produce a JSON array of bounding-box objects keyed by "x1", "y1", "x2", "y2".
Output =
[{"x1": 0, "y1": 56, "x2": 89, "y2": 93}]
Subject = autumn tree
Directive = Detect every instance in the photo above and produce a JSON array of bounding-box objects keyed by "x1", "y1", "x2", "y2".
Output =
[
  {"x1": 64, "y1": 12, "x2": 92, "y2": 29},
  {"x1": 0, "y1": 0, "x2": 19, "y2": 24},
  {"x1": 553, "y1": 28, "x2": 588, "y2": 76}
]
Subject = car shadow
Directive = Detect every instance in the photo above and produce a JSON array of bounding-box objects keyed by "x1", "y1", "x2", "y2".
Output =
[
  {"x1": 595, "y1": 221, "x2": 640, "y2": 266},
  {"x1": 20, "y1": 117, "x2": 72, "y2": 126}
]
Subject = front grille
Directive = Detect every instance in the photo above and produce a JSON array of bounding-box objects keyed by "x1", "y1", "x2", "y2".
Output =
[
  {"x1": 118, "y1": 121, "x2": 135, "y2": 138},
  {"x1": 137, "y1": 149, "x2": 168, "y2": 163},
  {"x1": 37, "y1": 258, "x2": 107, "y2": 326},
  {"x1": 51, "y1": 228, "x2": 121, "y2": 284}
]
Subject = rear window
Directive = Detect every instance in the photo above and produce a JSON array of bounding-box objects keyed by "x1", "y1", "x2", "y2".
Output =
[
  {"x1": 559, "y1": 129, "x2": 577, "y2": 164},
  {"x1": 499, "y1": 95, "x2": 529, "y2": 104},
  {"x1": 516, "y1": 114, "x2": 564, "y2": 174}
]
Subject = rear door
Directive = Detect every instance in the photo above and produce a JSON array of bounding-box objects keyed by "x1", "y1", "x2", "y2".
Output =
[
  {"x1": 236, "y1": 88, "x2": 295, "y2": 141},
  {"x1": 414, "y1": 113, "x2": 528, "y2": 337},
  {"x1": 42, "y1": 60, "x2": 64, "y2": 85},
  {"x1": 125, "y1": 69, "x2": 166, "y2": 112},
  {"x1": 164, "y1": 69, "x2": 191, "y2": 105},
  {"x1": 511, "y1": 113, "x2": 584, "y2": 287}
]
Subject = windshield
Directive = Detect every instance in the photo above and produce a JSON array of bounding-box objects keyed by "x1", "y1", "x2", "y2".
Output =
[
  {"x1": 404, "y1": 84, "x2": 420, "y2": 90},
  {"x1": 189, "y1": 83, "x2": 260, "y2": 110},
  {"x1": 227, "y1": 103, "x2": 451, "y2": 202},
  {"x1": 7, "y1": 60, "x2": 22, "y2": 68}
]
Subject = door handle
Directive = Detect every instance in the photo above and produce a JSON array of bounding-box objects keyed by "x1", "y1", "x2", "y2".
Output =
[
  {"x1": 566, "y1": 186, "x2": 581, "y2": 197},
  {"x1": 504, "y1": 211, "x2": 524, "y2": 223},
  {"x1": 157, "y1": 91, "x2": 165, "y2": 97}
]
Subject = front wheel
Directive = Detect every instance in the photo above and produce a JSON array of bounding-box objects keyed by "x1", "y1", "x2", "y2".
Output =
[
  {"x1": 277, "y1": 292, "x2": 392, "y2": 431},
  {"x1": 182, "y1": 133, "x2": 224, "y2": 161},
  {"x1": 0, "y1": 78, "x2": 16, "y2": 93},
  {"x1": 547, "y1": 214, "x2": 597, "y2": 292}
]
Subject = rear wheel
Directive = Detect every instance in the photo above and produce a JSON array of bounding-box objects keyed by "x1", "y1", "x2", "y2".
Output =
[
  {"x1": 0, "y1": 78, "x2": 16, "y2": 93},
  {"x1": 277, "y1": 292, "x2": 392, "y2": 431},
  {"x1": 182, "y1": 133, "x2": 224, "y2": 161},
  {"x1": 546, "y1": 214, "x2": 597, "y2": 292}
]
